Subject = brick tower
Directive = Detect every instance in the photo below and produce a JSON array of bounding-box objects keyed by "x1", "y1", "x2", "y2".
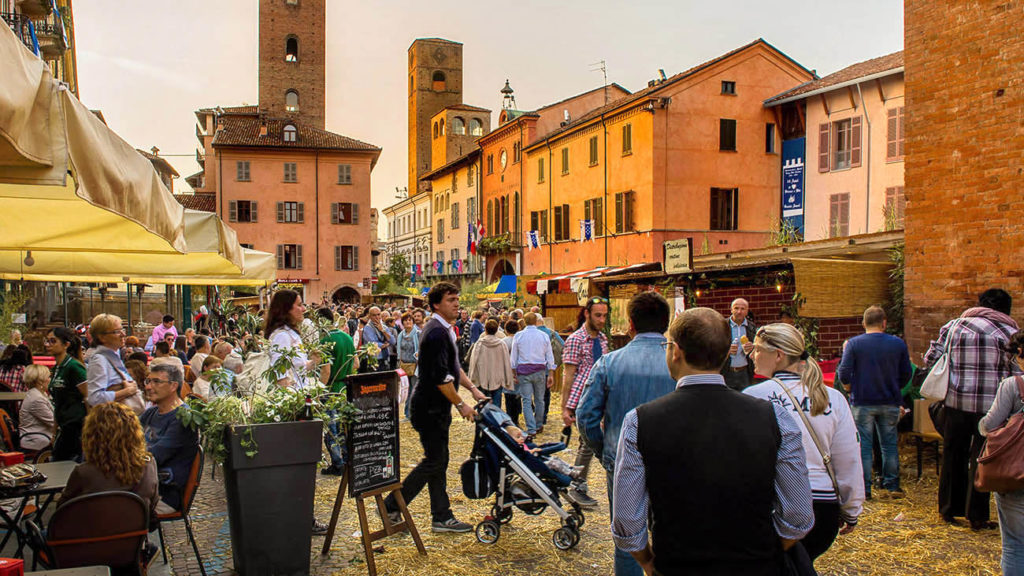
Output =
[
  {"x1": 408, "y1": 38, "x2": 463, "y2": 195},
  {"x1": 258, "y1": 0, "x2": 326, "y2": 129}
]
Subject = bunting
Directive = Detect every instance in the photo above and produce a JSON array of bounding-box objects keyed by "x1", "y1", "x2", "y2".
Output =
[{"x1": 527, "y1": 230, "x2": 540, "y2": 250}]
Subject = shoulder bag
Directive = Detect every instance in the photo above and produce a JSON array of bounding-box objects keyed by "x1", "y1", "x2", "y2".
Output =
[
  {"x1": 920, "y1": 319, "x2": 962, "y2": 401},
  {"x1": 974, "y1": 376, "x2": 1024, "y2": 493},
  {"x1": 773, "y1": 378, "x2": 842, "y2": 501}
]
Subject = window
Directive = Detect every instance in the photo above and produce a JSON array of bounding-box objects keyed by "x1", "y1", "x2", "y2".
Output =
[
  {"x1": 277, "y1": 201, "x2": 304, "y2": 223},
  {"x1": 285, "y1": 36, "x2": 299, "y2": 62},
  {"x1": 719, "y1": 119, "x2": 737, "y2": 151},
  {"x1": 470, "y1": 118, "x2": 483, "y2": 136},
  {"x1": 283, "y1": 124, "x2": 297, "y2": 142},
  {"x1": 337, "y1": 164, "x2": 352, "y2": 184},
  {"x1": 437, "y1": 218, "x2": 444, "y2": 239},
  {"x1": 561, "y1": 147, "x2": 570, "y2": 175},
  {"x1": 486, "y1": 154, "x2": 494, "y2": 174},
  {"x1": 285, "y1": 90, "x2": 299, "y2": 112},
  {"x1": 721, "y1": 81, "x2": 736, "y2": 95},
  {"x1": 236, "y1": 161, "x2": 250, "y2": 181},
  {"x1": 765, "y1": 123, "x2": 776, "y2": 154},
  {"x1": 334, "y1": 246, "x2": 359, "y2": 271},
  {"x1": 228, "y1": 200, "x2": 258, "y2": 223},
  {"x1": 452, "y1": 117, "x2": 465, "y2": 135},
  {"x1": 331, "y1": 202, "x2": 359, "y2": 224},
  {"x1": 829, "y1": 193, "x2": 850, "y2": 237},
  {"x1": 886, "y1": 107, "x2": 906, "y2": 162},
  {"x1": 277, "y1": 244, "x2": 302, "y2": 269},
  {"x1": 622, "y1": 123, "x2": 632, "y2": 155},
  {"x1": 537, "y1": 157, "x2": 545, "y2": 183},
  {"x1": 451, "y1": 201, "x2": 459, "y2": 229},
  {"x1": 822, "y1": 117, "x2": 862, "y2": 172},
  {"x1": 285, "y1": 0, "x2": 297, "y2": 5},
  {"x1": 553, "y1": 204, "x2": 570, "y2": 241},
  {"x1": 513, "y1": 142, "x2": 521, "y2": 163},
  {"x1": 439, "y1": 119, "x2": 445, "y2": 136},
  {"x1": 240, "y1": 243, "x2": 254, "y2": 249},
  {"x1": 513, "y1": 192, "x2": 520, "y2": 237},
  {"x1": 283, "y1": 162, "x2": 297, "y2": 182},
  {"x1": 500, "y1": 196, "x2": 509, "y2": 234},
  {"x1": 432, "y1": 70, "x2": 446, "y2": 91},
  {"x1": 487, "y1": 200, "x2": 493, "y2": 235},
  {"x1": 589, "y1": 136, "x2": 599, "y2": 166},
  {"x1": 433, "y1": 122, "x2": 438, "y2": 139},
  {"x1": 884, "y1": 186, "x2": 906, "y2": 229},
  {"x1": 710, "y1": 187, "x2": 738, "y2": 231},
  {"x1": 615, "y1": 191, "x2": 635, "y2": 233},
  {"x1": 530, "y1": 210, "x2": 549, "y2": 242},
  {"x1": 467, "y1": 165, "x2": 474, "y2": 187},
  {"x1": 467, "y1": 197, "x2": 476, "y2": 223},
  {"x1": 450, "y1": 249, "x2": 459, "y2": 268},
  {"x1": 584, "y1": 198, "x2": 603, "y2": 237}
]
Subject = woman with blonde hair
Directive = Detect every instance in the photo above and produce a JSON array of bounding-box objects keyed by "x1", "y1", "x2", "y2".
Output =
[
  {"x1": 85, "y1": 314, "x2": 142, "y2": 411},
  {"x1": 60, "y1": 403, "x2": 159, "y2": 523},
  {"x1": 18, "y1": 365, "x2": 55, "y2": 452},
  {"x1": 744, "y1": 323, "x2": 864, "y2": 565}
]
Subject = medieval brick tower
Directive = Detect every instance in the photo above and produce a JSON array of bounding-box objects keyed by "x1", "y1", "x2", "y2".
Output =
[
  {"x1": 258, "y1": 0, "x2": 326, "y2": 129},
  {"x1": 408, "y1": 38, "x2": 463, "y2": 195}
]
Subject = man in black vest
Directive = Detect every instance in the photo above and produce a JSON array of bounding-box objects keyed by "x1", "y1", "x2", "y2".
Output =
[
  {"x1": 384, "y1": 282, "x2": 486, "y2": 533},
  {"x1": 612, "y1": 307, "x2": 814, "y2": 576}
]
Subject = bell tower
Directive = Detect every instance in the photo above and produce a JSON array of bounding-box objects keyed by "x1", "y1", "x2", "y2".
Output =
[
  {"x1": 258, "y1": 0, "x2": 326, "y2": 129},
  {"x1": 408, "y1": 38, "x2": 463, "y2": 195}
]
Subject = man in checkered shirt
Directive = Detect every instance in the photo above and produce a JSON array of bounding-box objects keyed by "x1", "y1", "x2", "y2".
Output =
[
  {"x1": 924, "y1": 288, "x2": 1021, "y2": 530},
  {"x1": 560, "y1": 297, "x2": 610, "y2": 508}
]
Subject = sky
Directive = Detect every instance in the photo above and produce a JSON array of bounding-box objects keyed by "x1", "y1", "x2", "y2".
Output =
[{"x1": 72, "y1": 0, "x2": 903, "y2": 232}]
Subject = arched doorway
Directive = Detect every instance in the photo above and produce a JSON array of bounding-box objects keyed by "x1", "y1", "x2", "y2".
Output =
[
  {"x1": 331, "y1": 286, "x2": 360, "y2": 304},
  {"x1": 489, "y1": 259, "x2": 515, "y2": 283}
]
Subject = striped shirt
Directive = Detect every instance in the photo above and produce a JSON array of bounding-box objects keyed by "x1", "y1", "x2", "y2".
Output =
[
  {"x1": 563, "y1": 326, "x2": 609, "y2": 410},
  {"x1": 611, "y1": 373, "x2": 814, "y2": 553}
]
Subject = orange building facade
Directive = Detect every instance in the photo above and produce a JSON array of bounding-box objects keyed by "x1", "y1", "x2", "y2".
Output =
[{"x1": 519, "y1": 40, "x2": 814, "y2": 275}]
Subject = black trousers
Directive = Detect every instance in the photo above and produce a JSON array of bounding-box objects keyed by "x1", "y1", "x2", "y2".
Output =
[
  {"x1": 723, "y1": 368, "x2": 752, "y2": 391},
  {"x1": 386, "y1": 410, "x2": 453, "y2": 522},
  {"x1": 803, "y1": 501, "x2": 840, "y2": 562},
  {"x1": 52, "y1": 422, "x2": 83, "y2": 462},
  {"x1": 506, "y1": 393, "x2": 522, "y2": 426},
  {"x1": 939, "y1": 406, "x2": 990, "y2": 522}
]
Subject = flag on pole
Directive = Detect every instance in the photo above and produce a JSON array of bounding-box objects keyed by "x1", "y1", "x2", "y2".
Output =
[
  {"x1": 467, "y1": 223, "x2": 476, "y2": 255},
  {"x1": 477, "y1": 219, "x2": 486, "y2": 238},
  {"x1": 527, "y1": 230, "x2": 540, "y2": 250}
]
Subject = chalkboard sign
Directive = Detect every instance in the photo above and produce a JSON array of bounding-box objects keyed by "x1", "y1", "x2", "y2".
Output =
[{"x1": 346, "y1": 371, "x2": 400, "y2": 497}]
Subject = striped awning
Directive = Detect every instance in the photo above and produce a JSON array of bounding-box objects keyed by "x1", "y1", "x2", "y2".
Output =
[{"x1": 527, "y1": 262, "x2": 661, "y2": 295}]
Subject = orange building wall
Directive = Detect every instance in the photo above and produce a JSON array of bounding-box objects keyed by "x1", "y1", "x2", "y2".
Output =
[{"x1": 216, "y1": 148, "x2": 375, "y2": 301}]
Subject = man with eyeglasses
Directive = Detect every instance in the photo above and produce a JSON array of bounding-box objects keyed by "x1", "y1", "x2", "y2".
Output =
[{"x1": 140, "y1": 364, "x2": 198, "y2": 514}]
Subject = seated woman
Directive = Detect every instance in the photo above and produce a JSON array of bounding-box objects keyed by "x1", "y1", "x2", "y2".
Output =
[
  {"x1": 18, "y1": 365, "x2": 55, "y2": 452},
  {"x1": 191, "y1": 355, "x2": 224, "y2": 401},
  {"x1": 61, "y1": 403, "x2": 159, "y2": 526}
]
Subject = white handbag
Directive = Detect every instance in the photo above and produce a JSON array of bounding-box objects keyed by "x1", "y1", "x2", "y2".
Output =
[{"x1": 920, "y1": 319, "x2": 961, "y2": 401}]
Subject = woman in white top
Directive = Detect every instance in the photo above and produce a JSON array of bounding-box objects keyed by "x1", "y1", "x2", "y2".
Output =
[
  {"x1": 263, "y1": 290, "x2": 315, "y2": 389},
  {"x1": 744, "y1": 323, "x2": 864, "y2": 565},
  {"x1": 19, "y1": 364, "x2": 55, "y2": 451}
]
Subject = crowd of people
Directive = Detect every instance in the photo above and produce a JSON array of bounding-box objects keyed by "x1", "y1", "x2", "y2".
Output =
[{"x1": 0, "y1": 282, "x2": 1021, "y2": 574}]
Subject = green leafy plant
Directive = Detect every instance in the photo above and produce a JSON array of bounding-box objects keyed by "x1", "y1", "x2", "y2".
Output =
[
  {"x1": 767, "y1": 218, "x2": 803, "y2": 247},
  {"x1": 0, "y1": 287, "x2": 29, "y2": 345},
  {"x1": 478, "y1": 233, "x2": 512, "y2": 255},
  {"x1": 886, "y1": 242, "x2": 905, "y2": 336}
]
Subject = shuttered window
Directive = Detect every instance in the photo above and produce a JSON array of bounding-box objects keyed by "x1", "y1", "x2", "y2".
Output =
[
  {"x1": 561, "y1": 147, "x2": 570, "y2": 175},
  {"x1": 277, "y1": 244, "x2": 302, "y2": 269},
  {"x1": 830, "y1": 117, "x2": 862, "y2": 170},
  {"x1": 719, "y1": 119, "x2": 737, "y2": 151},
  {"x1": 589, "y1": 136, "x2": 599, "y2": 166},
  {"x1": 229, "y1": 200, "x2": 257, "y2": 223},
  {"x1": 584, "y1": 198, "x2": 603, "y2": 237},
  {"x1": 334, "y1": 246, "x2": 358, "y2": 271},
  {"x1": 236, "y1": 161, "x2": 250, "y2": 181},
  {"x1": 829, "y1": 193, "x2": 850, "y2": 237},
  {"x1": 451, "y1": 202, "x2": 459, "y2": 229},
  {"x1": 437, "y1": 218, "x2": 444, "y2": 240},
  {"x1": 487, "y1": 200, "x2": 493, "y2": 235},
  {"x1": 337, "y1": 164, "x2": 352, "y2": 184},
  {"x1": 331, "y1": 202, "x2": 358, "y2": 224},
  {"x1": 553, "y1": 204, "x2": 570, "y2": 241},
  {"x1": 622, "y1": 123, "x2": 632, "y2": 155},
  {"x1": 710, "y1": 188, "x2": 738, "y2": 231},
  {"x1": 283, "y1": 162, "x2": 297, "y2": 182},
  {"x1": 615, "y1": 191, "x2": 635, "y2": 233},
  {"x1": 277, "y1": 201, "x2": 303, "y2": 223},
  {"x1": 765, "y1": 123, "x2": 776, "y2": 154},
  {"x1": 818, "y1": 123, "x2": 830, "y2": 173},
  {"x1": 537, "y1": 157, "x2": 545, "y2": 183},
  {"x1": 886, "y1": 107, "x2": 906, "y2": 162},
  {"x1": 885, "y1": 186, "x2": 906, "y2": 229}
]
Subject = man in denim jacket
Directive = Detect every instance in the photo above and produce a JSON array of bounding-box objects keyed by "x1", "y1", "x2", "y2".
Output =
[{"x1": 577, "y1": 292, "x2": 677, "y2": 576}]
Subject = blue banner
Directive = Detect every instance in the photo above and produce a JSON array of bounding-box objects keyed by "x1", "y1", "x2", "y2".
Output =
[{"x1": 781, "y1": 137, "x2": 805, "y2": 234}]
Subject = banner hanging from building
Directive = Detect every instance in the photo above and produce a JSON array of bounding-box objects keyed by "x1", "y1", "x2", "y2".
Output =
[{"x1": 781, "y1": 137, "x2": 805, "y2": 234}]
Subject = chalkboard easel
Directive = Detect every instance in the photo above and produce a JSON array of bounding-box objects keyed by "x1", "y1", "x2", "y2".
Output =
[{"x1": 320, "y1": 371, "x2": 426, "y2": 575}]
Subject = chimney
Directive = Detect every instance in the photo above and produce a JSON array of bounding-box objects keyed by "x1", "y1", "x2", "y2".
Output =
[
  {"x1": 150, "y1": 146, "x2": 160, "y2": 156},
  {"x1": 258, "y1": 114, "x2": 268, "y2": 137}
]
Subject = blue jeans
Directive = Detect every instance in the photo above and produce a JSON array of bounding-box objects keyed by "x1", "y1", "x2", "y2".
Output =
[
  {"x1": 996, "y1": 489, "x2": 1024, "y2": 576},
  {"x1": 403, "y1": 373, "x2": 417, "y2": 420},
  {"x1": 606, "y1": 470, "x2": 644, "y2": 576},
  {"x1": 516, "y1": 371, "x2": 547, "y2": 435},
  {"x1": 324, "y1": 409, "x2": 345, "y2": 470},
  {"x1": 486, "y1": 388, "x2": 503, "y2": 410},
  {"x1": 852, "y1": 404, "x2": 901, "y2": 493}
]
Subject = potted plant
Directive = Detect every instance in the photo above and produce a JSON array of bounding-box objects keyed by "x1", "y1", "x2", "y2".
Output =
[{"x1": 178, "y1": 311, "x2": 367, "y2": 576}]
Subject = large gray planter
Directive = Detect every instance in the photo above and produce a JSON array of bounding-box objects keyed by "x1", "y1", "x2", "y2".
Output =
[{"x1": 223, "y1": 420, "x2": 322, "y2": 576}]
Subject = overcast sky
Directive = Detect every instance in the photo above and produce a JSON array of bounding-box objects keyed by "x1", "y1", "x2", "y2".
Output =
[{"x1": 73, "y1": 0, "x2": 903, "y2": 227}]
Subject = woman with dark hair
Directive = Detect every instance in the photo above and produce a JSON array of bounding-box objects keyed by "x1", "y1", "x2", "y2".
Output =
[
  {"x1": 45, "y1": 327, "x2": 88, "y2": 461},
  {"x1": 0, "y1": 347, "x2": 31, "y2": 393},
  {"x1": 263, "y1": 290, "x2": 314, "y2": 388}
]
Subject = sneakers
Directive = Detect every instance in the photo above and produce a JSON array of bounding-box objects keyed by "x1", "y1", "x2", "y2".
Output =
[
  {"x1": 569, "y1": 487, "x2": 599, "y2": 509},
  {"x1": 431, "y1": 517, "x2": 472, "y2": 533},
  {"x1": 387, "y1": 510, "x2": 403, "y2": 525},
  {"x1": 312, "y1": 518, "x2": 329, "y2": 535}
]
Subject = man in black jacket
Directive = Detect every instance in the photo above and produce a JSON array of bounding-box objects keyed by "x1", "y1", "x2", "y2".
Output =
[
  {"x1": 384, "y1": 282, "x2": 486, "y2": 533},
  {"x1": 720, "y1": 298, "x2": 758, "y2": 390}
]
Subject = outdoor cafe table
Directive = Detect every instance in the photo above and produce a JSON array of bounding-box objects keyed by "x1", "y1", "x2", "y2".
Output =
[
  {"x1": 0, "y1": 461, "x2": 77, "y2": 558},
  {"x1": 27, "y1": 568, "x2": 110, "y2": 576},
  {"x1": 0, "y1": 392, "x2": 26, "y2": 402}
]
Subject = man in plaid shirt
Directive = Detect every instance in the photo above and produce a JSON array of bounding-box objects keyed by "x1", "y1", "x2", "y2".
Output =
[
  {"x1": 924, "y1": 288, "x2": 1021, "y2": 530},
  {"x1": 561, "y1": 297, "x2": 610, "y2": 508}
]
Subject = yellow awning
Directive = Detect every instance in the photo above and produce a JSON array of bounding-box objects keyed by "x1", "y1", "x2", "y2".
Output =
[{"x1": 0, "y1": 23, "x2": 186, "y2": 255}]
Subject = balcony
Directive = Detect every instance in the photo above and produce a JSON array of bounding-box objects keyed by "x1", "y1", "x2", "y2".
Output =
[
  {"x1": 15, "y1": 0, "x2": 50, "y2": 18},
  {"x1": 34, "y1": 7, "x2": 67, "y2": 59},
  {"x1": 195, "y1": 148, "x2": 205, "y2": 166},
  {"x1": 2, "y1": 11, "x2": 36, "y2": 53},
  {"x1": 477, "y1": 232, "x2": 522, "y2": 256}
]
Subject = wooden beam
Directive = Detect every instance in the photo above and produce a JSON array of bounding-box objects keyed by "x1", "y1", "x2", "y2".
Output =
[
  {"x1": 875, "y1": 78, "x2": 886, "y2": 103},
  {"x1": 796, "y1": 101, "x2": 806, "y2": 133},
  {"x1": 772, "y1": 105, "x2": 783, "y2": 137},
  {"x1": 819, "y1": 93, "x2": 830, "y2": 117},
  {"x1": 847, "y1": 86, "x2": 858, "y2": 110}
]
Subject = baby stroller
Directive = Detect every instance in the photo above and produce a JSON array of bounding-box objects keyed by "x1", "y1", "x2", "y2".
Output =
[{"x1": 461, "y1": 400, "x2": 586, "y2": 550}]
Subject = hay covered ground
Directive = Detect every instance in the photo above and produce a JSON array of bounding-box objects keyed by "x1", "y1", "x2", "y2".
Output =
[{"x1": 316, "y1": 389, "x2": 1003, "y2": 575}]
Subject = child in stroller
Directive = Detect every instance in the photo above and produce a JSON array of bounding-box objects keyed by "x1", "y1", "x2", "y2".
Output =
[{"x1": 465, "y1": 401, "x2": 587, "y2": 550}]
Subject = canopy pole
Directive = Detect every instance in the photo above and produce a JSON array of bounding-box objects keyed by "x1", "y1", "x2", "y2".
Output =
[{"x1": 126, "y1": 281, "x2": 132, "y2": 335}]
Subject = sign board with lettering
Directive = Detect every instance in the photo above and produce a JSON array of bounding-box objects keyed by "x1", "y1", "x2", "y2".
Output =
[
  {"x1": 781, "y1": 137, "x2": 806, "y2": 234},
  {"x1": 663, "y1": 238, "x2": 693, "y2": 274},
  {"x1": 345, "y1": 371, "x2": 400, "y2": 497}
]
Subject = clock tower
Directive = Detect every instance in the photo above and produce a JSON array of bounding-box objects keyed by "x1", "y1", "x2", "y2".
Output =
[{"x1": 408, "y1": 38, "x2": 463, "y2": 196}]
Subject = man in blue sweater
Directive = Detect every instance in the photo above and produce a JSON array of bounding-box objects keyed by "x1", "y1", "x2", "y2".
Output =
[
  {"x1": 838, "y1": 305, "x2": 912, "y2": 499},
  {"x1": 141, "y1": 364, "x2": 198, "y2": 513}
]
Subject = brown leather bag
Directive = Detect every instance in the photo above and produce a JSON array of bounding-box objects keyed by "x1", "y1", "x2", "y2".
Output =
[{"x1": 975, "y1": 375, "x2": 1024, "y2": 493}]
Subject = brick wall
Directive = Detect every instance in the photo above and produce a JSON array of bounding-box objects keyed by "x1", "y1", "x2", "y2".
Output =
[
  {"x1": 903, "y1": 1, "x2": 1024, "y2": 358},
  {"x1": 258, "y1": 0, "x2": 326, "y2": 128},
  {"x1": 817, "y1": 317, "x2": 864, "y2": 359}
]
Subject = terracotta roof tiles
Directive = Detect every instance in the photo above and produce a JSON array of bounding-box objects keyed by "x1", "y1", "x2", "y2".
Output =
[
  {"x1": 211, "y1": 114, "x2": 380, "y2": 153},
  {"x1": 173, "y1": 193, "x2": 216, "y2": 213},
  {"x1": 765, "y1": 51, "x2": 903, "y2": 104}
]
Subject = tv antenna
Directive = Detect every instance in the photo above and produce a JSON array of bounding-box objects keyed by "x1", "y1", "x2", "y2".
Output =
[
  {"x1": 590, "y1": 60, "x2": 608, "y2": 104},
  {"x1": 395, "y1": 186, "x2": 408, "y2": 199}
]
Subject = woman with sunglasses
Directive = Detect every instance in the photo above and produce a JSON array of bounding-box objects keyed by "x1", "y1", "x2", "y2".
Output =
[
  {"x1": 744, "y1": 323, "x2": 864, "y2": 565},
  {"x1": 45, "y1": 327, "x2": 88, "y2": 461},
  {"x1": 85, "y1": 314, "x2": 141, "y2": 409}
]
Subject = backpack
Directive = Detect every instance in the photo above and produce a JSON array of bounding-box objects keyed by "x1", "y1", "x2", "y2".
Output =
[
  {"x1": 549, "y1": 332, "x2": 564, "y2": 366},
  {"x1": 235, "y1": 351, "x2": 273, "y2": 396}
]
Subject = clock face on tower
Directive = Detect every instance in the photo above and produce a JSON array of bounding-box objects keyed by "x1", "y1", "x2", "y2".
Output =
[{"x1": 500, "y1": 149, "x2": 508, "y2": 171}]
